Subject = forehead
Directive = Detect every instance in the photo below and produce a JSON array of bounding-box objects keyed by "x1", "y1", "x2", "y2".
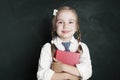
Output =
[{"x1": 57, "y1": 10, "x2": 77, "y2": 20}]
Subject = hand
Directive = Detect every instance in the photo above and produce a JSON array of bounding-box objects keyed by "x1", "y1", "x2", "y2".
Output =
[
  {"x1": 69, "y1": 75, "x2": 80, "y2": 80},
  {"x1": 70, "y1": 76, "x2": 80, "y2": 80},
  {"x1": 51, "y1": 58, "x2": 64, "y2": 72},
  {"x1": 65, "y1": 73, "x2": 80, "y2": 80}
]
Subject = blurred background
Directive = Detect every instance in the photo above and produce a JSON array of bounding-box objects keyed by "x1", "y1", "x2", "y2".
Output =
[{"x1": 0, "y1": 0, "x2": 120, "y2": 80}]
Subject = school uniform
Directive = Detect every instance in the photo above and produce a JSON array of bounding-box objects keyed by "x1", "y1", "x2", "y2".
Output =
[{"x1": 37, "y1": 36, "x2": 92, "y2": 80}]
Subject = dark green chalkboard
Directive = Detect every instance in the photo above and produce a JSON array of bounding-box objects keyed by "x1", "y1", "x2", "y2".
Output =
[{"x1": 0, "y1": 0, "x2": 120, "y2": 80}]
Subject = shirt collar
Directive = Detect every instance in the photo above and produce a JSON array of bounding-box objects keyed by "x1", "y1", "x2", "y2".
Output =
[{"x1": 51, "y1": 36, "x2": 78, "y2": 44}]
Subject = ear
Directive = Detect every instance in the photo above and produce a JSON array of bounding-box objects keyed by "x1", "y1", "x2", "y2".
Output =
[
  {"x1": 53, "y1": 28, "x2": 56, "y2": 32},
  {"x1": 52, "y1": 26, "x2": 56, "y2": 32}
]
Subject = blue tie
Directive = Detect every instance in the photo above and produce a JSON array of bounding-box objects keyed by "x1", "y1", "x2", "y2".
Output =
[{"x1": 62, "y1": 42, "x2": 71, "y2": 51}]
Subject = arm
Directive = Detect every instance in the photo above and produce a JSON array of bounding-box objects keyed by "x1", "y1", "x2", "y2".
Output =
[
  {"x1": 37, "y1": 43, "x2": 80, "y2": 80},
  {"x1": 51, "y1": 58, "x2": 80, "y2": 80},
  {"x1": 51, "y1": 72, "x2": 80, "y2": 80},
  {"x1": 52, "y1": 58, "x2": 80, "y2": 76},
  {"x1": 52, "y1": 43, "x2": 92, "y2": 80},
  {"x1": 62, "y1": 64, "x2": 80, "y2": 76},
  {"x1": 75, "y1": 43, "x2": 92, "y2": 80},
  {"x1": 37, "y1": 43, "x2": 55, "y2": 80}
]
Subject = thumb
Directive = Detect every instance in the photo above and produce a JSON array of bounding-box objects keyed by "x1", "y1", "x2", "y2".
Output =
[{"x1": 53, "y1": 58, "x2": 58, "y2": 62}]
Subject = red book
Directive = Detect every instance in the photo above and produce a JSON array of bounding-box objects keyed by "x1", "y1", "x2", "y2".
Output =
[{"x1": 55, "y1": 50, "x2": 80, "y2": 66}]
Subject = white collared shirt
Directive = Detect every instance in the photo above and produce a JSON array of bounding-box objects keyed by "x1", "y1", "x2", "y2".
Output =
[{"x1": 37, "y1": 36, "x2": 92, "y2": 80}]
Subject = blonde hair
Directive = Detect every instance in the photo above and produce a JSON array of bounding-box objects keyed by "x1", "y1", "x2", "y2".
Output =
[{"x1": 51, "y1": 6, "x2": 82, "y2": 57}]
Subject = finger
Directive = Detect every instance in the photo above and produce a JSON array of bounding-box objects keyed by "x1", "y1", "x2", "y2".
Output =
[{"x1": 53, "y1": 58, "x2": 58, "y2": 62}]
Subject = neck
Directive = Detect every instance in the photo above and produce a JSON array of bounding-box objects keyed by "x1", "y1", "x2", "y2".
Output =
[{"x1": 60, "y1": 37, "x2": 72, "y2": 42}]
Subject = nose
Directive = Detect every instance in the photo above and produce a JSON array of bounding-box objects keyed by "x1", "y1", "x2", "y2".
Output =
[{"x1": 63, "y1": 23, "x2": 68, "y2": 28}]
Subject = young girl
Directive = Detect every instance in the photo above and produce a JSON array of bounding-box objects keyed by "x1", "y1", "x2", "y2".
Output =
[{"x1": 37, "y1": 6, "x2": 92, "y2": 80}]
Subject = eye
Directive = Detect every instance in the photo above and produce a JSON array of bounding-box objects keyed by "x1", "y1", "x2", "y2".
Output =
[
  {"x1": 69, "y1": 21, "x2": 74, "y2": 24},
  {"x1": 57, "y1": 21, "x2": 63, "y2": 24}
]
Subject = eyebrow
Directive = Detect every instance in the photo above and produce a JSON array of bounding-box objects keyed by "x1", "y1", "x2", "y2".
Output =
[{"x1": 57, "y1": 19, "x2": 76, "y2": 21}]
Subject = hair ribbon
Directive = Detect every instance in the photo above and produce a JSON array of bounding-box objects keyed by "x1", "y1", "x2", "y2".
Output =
[{"x1": 53, "y1": 9, "x2": 58, "y2": 16}]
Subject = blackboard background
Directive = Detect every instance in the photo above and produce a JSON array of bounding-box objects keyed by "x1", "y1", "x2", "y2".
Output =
[{"x1": 0, "y1": 0, "x2": 120, "y2": 80}]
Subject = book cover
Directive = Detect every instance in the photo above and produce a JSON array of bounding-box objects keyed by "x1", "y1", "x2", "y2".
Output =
[{"x1": 55, "y1": 50, "x2": 80, "y2": 66}]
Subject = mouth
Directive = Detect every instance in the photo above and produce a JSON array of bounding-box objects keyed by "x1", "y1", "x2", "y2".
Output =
[{"x1": 62, "y1": 30, "x2": 70, "y2": 34}]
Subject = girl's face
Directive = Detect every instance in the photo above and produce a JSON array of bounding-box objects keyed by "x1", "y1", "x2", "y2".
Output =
[{"x1": 55, "y1": 10, "x2": 77, "y2": 41}]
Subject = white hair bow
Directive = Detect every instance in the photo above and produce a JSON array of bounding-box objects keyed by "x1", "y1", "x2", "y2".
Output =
[{"x1": 53, "y1": 9, "x2": 58, "y2": 16}]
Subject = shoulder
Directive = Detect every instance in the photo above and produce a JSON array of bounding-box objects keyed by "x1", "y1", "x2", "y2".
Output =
[
  {"x1": 40, "y1": 43, "x2": 52, "y2": 57},
  {"x1": 79, "y1": 42, "x2": 89, "y2": 52},
  {"x1": 41, "y1": 43, "x2": 51, "y2": 51},
  {"x1": 79, "y1": 42, "x2": 88, "y2": 47},
  {"x1": 43, "y1": 42, "x2": 51, "y2": 47}
]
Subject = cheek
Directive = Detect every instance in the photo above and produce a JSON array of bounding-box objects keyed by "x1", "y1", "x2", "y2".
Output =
[
  {"x1": 71, "y1": 25, "x2": 77, "y2": 32},
  {"x1": 55, "y1": 24, "x2": 60, "y2": 31},
  {"x1": 56, "y1": 27, "x2": 62, "y2": 34},
  {"x1": 56, "y1": 24, "x2": 63, "y2": 30},
  {"x1": 69, "y1": 28, "x2": 76, "y2": 35}
]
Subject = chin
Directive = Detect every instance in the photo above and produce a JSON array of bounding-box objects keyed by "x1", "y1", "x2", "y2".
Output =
[{"x1": 63, "y1": 36, "x2": 72, "y2": 40}]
